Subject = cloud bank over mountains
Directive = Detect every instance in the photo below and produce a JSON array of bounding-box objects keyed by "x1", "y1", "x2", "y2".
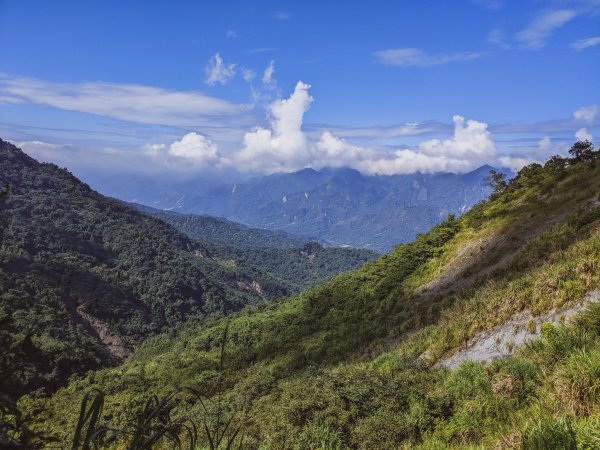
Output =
[
  {"x1": 137, "y1": 82, "x2": 550, "y2": 175},
  {"x1": 3, "y1": 73, "x2": 595, "y2": 177}
]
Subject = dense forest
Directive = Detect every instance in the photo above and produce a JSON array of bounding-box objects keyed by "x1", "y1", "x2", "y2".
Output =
[
  {"x1": 132, "y1": 204, "x2": 378, "y2": 292},
  {"x1": 4, "y1": 141, "x2": 599, "y2": 448},
  {"x1": 0, "y1": 139, "x2": 374, "y2": 403}
]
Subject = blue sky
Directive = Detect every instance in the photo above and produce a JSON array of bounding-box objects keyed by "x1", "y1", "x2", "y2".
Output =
[{"x1": 0, "y1": 0, "x2": 598, "y2": 177}]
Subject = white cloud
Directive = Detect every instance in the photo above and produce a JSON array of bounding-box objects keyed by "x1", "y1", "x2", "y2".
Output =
[
  {"x1": 538, "y1": 136, "x2": 552, "y2": 153},
  {"x1": 359, "y1": 116, "x2": 498, "y2": 174},
  {"x1": 571, "y1": 36, "x2": 600, "y2": 51},
  {"x1": 205, "y1": 53, "x2": 236, "y2": 86},
  {"x1": 274, "y1": 12, "x2": 291, "y2": 20},
  {"x1": 374, "y1": 48, "x2": 485, "y2": 67},
  {"x1": 228, "y1": 82, "x2": 506, "y2": 175},
  {"x1": 226, "y1": 30, "x2": 237, "y2": 39},
  {"x1": 262, "y1": 60, "x2": 276, "y2": 84},
  {"x1": 168, "y1": 132, "x2": 225, "y2": 168},
  {"x1": 0, "y1": 73, "x2": 248, "y2": 127},
  {"x1": 576, "y1": 127, "x2": 593, "y2": 142},
  {"x1": 497, "y1": 155, "x2": 535, "y2": 171},
  {"x1": 144, "y1": 143, "x2": 166, "y2": 157},
  {"x1": 242, "y1": 68, "x2": 256, "y2": 82},
  {"x1": 233, "y1": 81, "x2": 313, "y2": 173},
  {"x1": 516, "y1": 9, "x2": 577, "y2": 49},
  {"x1": 574, "y1": 105, "x2": 598, "y2": 123}
]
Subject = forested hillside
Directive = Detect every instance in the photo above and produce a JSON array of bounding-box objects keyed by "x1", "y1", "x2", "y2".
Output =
[
  {"x1": 131, "y1": 203, "x2": 312, "y2": 249},
  {"x1": 16, "y1": 142, "x2": 600, "y2": 448},
  {"x1": 0, "y1": 140, "x2": 376, "y2": 402},
  {"x1": 133, "y1": 204, "x2": 378, "y2": 292},
  {"x1": 0, "y1": 139, "x2": 272, "y2": 400}
]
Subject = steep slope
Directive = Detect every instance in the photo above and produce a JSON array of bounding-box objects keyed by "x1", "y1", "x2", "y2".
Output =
[
  {"x1": 133, "y1": 204, "x2": 379, "y2": 292},
  {"x1": 23, "y1": 147, "x2": 600, "y2": 448},
  {"x1": 0, "y1": 139, "x2": 291, "y2": 400}
]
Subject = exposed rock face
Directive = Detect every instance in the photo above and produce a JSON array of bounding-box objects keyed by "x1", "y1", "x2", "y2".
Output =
[
  {"x1": 437, "y1": 289, "x2": 600, "y2": 369},
  {"x1": 76, "y1": 307, "x2": 133, "y2": 359}
]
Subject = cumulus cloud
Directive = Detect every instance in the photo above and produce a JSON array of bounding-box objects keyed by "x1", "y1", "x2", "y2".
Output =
[
  {"x1": 574, "y1": 105, "x2": 598, "y2": 123},
  {"x1": 571, "y1": 36, "x2": 600, "y2": 51},
  {"x1": 167, "y1": 132, "x2": 225, "y2": 168},
  {"x1": 374, "y1": 48, "x2": 485, "y2": 67},
  {"x1": 357, "y1": 116, "x2": 498, "y2": 174},
  {"x1": 516, "y1": 9, "x2": 577, "y2": 49},
  {"x1": 233, "y1": 81, "x2": 313, "y2": 173},
  {"x1": 0, "y1": 73, "x2": 248, "y2": 127},
  {"x1": 205, "y1": 53, "x2": 236, "y2": 86},
  {"x1": 262, "y1": 60, "x2": 276, "y2": 84},
  {"x1": 576, "y1": 127, "x2": 593, "y2": 142},
  {"x1": 228, "y1": 82, "x2": 507, "y2": 175}
]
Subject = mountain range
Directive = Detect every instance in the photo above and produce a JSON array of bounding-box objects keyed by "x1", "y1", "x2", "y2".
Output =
[{"x1": 88, "y1": 166, "x2": 509, "y2": 251}]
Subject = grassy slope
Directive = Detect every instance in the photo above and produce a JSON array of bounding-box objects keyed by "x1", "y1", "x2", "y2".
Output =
[{"x1": 21, "y1": 156, "x2": 600, "y2": 448}]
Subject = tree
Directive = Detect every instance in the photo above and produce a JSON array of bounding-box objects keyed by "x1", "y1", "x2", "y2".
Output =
[
  {"x1": 0, "y1": 184, "x2": 8, "y2": 200},
  {"x1": 544, "y1": 155, "x2": 567, "y2": 175},
  {"x1": 484, "y1": 170, "x2": 507, "y2": 193},
  {"x1": 568, "y1": 140, "x2": 596, "y2": 163}
]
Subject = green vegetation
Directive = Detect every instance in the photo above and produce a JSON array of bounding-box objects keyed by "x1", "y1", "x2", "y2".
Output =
[
  {"x1": 2, "y1": 142, "x2": 600, "y2": 448},
  {"x1": 133, "y1": 205, "x2": 378, "y2": 293},
  {"x1": 6, "y1": 143, "x2": 598, "y2": 448},
  {"x1": 0, "y1": 139, "x2": 375, "y2": 404},
  {"x1": 0, "y1": 139, "x2": 288, "y2": 401},
  {"x1": 131, "y1": 204, "x2": 311, "y2": 250}
]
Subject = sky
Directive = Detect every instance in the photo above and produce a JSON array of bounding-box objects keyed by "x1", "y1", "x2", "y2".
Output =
[{"x1": 0, "y1": 0, "x2": 599, "y2": 178}]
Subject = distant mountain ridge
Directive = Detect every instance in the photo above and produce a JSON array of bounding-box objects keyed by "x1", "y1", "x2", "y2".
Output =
[
  {"x1": 97, "y1": 166, "x2": 507, "y2": 251},
  {"x1": 131, "y1": 203, "x2": 315, "y2": 249}
]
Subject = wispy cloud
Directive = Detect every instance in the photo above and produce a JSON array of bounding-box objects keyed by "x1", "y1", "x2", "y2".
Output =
[
  {"x1": 242, "y1": 68, "x2": 256, "y2": 82},
  {"x1": 262, "y1": 60, "x2": 275, "y2": 84},
  {"x1": 273, "y1": 12, "x2": 291, "y2": 20},
  {"x1": 0, "y1": 73, "x2": 250, "y2": 128},
  {"x1": 488, "y1": 28, "x2": 510, "y2": 49},
  {"x1": 471, "y1": 0, "x2": 504, "y2": 10},
  {"x1": 516, "y1": 9, "x2": 577, "y2": 49},
  {"x1": 205, "y1": 52, "x2": 236, "y2": 86},
  {"x1": 374, "y1": 48, "x2": 485, "y2": 67},
  {"x1": 571, "y1": 36, "x2": 600, "y2": 51},
  {"x1": 246, "y1": 47, "x2": 277, "y2": 54}
]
